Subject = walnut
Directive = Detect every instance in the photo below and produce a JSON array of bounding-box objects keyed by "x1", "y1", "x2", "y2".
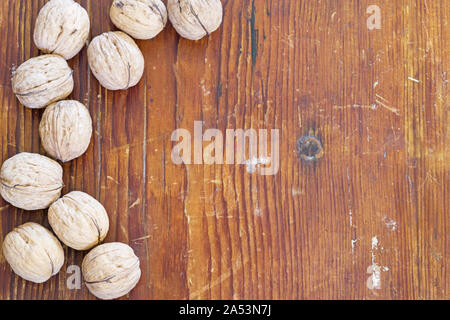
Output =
[
  {"x1": 82, "y1": 242, "x2": 141, "y2": 300},
  {"x1": 0, "y1": 153, "x2": 64, "y2": 211},
  {"x1": 39, "y1": 100, "x2": 93, "y2": 163},
  {"x1": 48, "y1": 191, "x2": 109, "y2": 251},
  {"x1": 167, "y1": 0, "x2": 223, "y2": 40},
  {"x1": 87, "y1": 31, "x2": 145, "y2": 90},
  {"x1": 34, "y1": 0, "x2": 90, "y2": 60},
  {"x1": 2, "y1": 222, "x2": 65, "y2": 283},
  {"x1": 110, "y1": 0, "x2": 167, "y2": 40},
  {"x1": 12, "y1": 54, "x2": 74, "y2": 109}
]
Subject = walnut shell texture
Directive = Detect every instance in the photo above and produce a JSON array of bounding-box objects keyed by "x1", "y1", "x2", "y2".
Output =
[
  {"x1": 168, "y1": 0, "x2": 223, "y2": 40},
  {"x1": 82, "y1": 242, "x2": 141, "y2": 300},
  {"x1": 88, "y1": 31, "x2": 145, "y2": 90},
  {"x1": 110, "y1": 0, "x2": 167, "y2": 40},
  {"x1": 39, "y1": 100, "x2": 93, "y2": 163},
  {"x1": 34, "y1": 0, "x2": 91, "y2": 60},
  {"x1": 48, "y1": 191, "x2": 109, "y2": 251},
  {"x1": 12, "y1": 55, "x2": 74, "y2": 109},
  {"x1": 2, "y1": 222, "x2": 64, "y2": 283},
  {"x1": 0, "y1": 153, "x2": 63, "y2": 211}
]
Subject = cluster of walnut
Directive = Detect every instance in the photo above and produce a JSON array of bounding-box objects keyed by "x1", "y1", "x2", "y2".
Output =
[
  {"x1": 2, "y1": 0, "x2": 225, "y2": 300},
  {"x1": 109, "y1": 0, "x2": 223, "y2": 41},
  {"x1": 0, "y1": 152, "x2": 141, "y2": 300},
  {"x1": 1, "y1": 0, "x2": 149, "y2": 300},
  {"x1": 87, "y1": 0, "x2": 224, "y2": 90}
]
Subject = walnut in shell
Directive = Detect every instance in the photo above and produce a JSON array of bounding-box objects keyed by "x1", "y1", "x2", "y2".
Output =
[
  {"x1": 87, "y1": 31, "x2": 144, "y2": 90},
  {"x1": 110, "y1": 0, "x2": 167, "y2": 40},
  {"x1": 2, "y1": 222, "x2": 64, "y2": 283},
  {"x1": 12, "y1": 55, "x2": 74, "y2": 109},
  {"x1": 39, "y1": 100, "x2": 93, "y2": 163},
  {"x1": 82, "y1": 242, "x2": 141, "y2": 300},
  {"x1": 48, "y1": 191, "x2": 109, "y2": 251},
  {"x1": 34, "y1": 0, "x2": 90, "y2": 60},
  {"x1": 0, "y1": 153, "x2": 64, "y2": 211},
  {"x1": 168, "y1": 0, "x2": 223, "y2": 40}
]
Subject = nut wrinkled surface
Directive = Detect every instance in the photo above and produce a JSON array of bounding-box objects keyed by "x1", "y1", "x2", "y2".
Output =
[
  {"x1": 82, "y1": 242, "x2": 141, "y2": 300},
  {"x1": 2, "y1": 223, "x2": 64, "y2": 283},
  {"x1": 49, "y1": 191, "x2": 109, "y2": 251},
  {"x1": 88, "y1": 31, "x2": 145, "y2": 90},
  {"x1": 39, "y1": 100, "x2": 93, "y2": 163},
  {"x1": 12, "y1": 55, "x2": 74, "y2": 109},
  {"x1": 0, "y1": 153, "x2": 63, "y2": 211},
  {"x1": 168, "y1": 0, "x2": 223, "y2": 40},
  {"x1": 110, "y1": 0, "x2": 167, "y2": 40},
  {"x1": 34, "y1": 0, "x2": 90, "y2": 60}
]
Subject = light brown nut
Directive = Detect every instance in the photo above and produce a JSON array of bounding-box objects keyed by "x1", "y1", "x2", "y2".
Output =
[
  {"x1": 82, "y1": 242, "x2": 141, "y2": 300},
  {"x1": 34, "y1": 0, "x2": 90, "y2": 60},
  {"x1": 0, "y1": 153, "x2": 64, "y2": 211},
  {"x1": 87, "y1": 31, "x2": 144, "y2": 91},
  {"x1": 39, "y1": 100, "x2": 93, "y2": 163},
  {"x1": 12, "y1": 55, "x2": 74, "y2": 109},
  {"x1": 167, "y1": 0, "x2": 223, "y2": 40},
  {"x1": 48, "y1": 191, "x2": 109, "y2": 251},
  {"x1": 110, "y1": 0, "x2": 167, "y2": 40},
  {"x1": 2, "y1": 222, "x2": 65, "y2": 283}
]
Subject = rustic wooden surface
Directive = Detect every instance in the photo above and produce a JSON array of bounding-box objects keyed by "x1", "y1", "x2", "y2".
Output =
[{"x1": 0, "y1": 0, "x2": 448, "y2": 300}]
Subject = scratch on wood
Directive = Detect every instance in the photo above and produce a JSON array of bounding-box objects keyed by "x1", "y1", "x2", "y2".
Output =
[
  {"x1": 291, "y1": 188, "x2": 305, "y2": 196},
  {"x1": 208, "y1": 179, "x2": 222, "y2": 185},
  {"x1": 346, "y1": 167, "x2": 357, "y2": 261},
  {"x1": 430, "y1": 245, "x2": 442, "y2": 263},
  {"x1": 132, "y1": 235, "x2": 151, "y2": 242},
  {"x1": 367, "y1": 236, "x2": 381, "y2": 290},
  {"x1": 375, "y1": 95, "x2": 400, "y2": 115},
  {"x1": 162, "y1": 148, "x2": 165, "y2": 189},
  {"x1": 129, "y1": 198, "x2": 141, "y2": 209},
  {"x1": 107, "y1": 176, "x2": 119, "y2": 185},
  {"x1": 333, "y1": 104, "x2": 377, "y2": 110},
  {"x1": 250, "y1": 0, "x2": 258, "y2": 67},
  {"x1": 96, "y1": 86, "x2": 103, "y2": 199},
  {"x1": 382, "y1": 216, "x2": 398, "y2": 231}
]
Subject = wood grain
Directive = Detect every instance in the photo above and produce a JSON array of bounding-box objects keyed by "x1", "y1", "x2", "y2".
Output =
[{"x1": 0, "y1": 0, "x2": 448, "y2": 300}]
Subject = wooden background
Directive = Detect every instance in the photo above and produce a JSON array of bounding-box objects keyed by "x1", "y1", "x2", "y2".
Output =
[{"x1": 0, "y1": 0, "x2": 448, "y2": 300}]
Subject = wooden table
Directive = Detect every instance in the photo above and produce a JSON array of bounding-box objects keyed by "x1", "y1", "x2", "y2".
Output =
[{"x1": 0, "y1": 0, "x2": 448, "y2": 300}]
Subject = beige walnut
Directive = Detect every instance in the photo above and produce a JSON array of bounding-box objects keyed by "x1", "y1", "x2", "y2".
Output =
[
  {"x1": 12, "y1": 55, "x2": 74, "y2": 109},
  {"x1": 167, "y1": 0, "x2": 223, "y2": 40},
  {"x1": 110, "y1": 0, "x2": 167, "y2": 40},
  {"x1": 48, "y1": 191, "x2": 109, "y2": 251},
  {"x1": 2, "y1": 222, "x2": 64, "y2": 283},
  {"x1": 88, "y1": 31, "x2": 144, "y2": 90},
  {"x1": 82, "y1": 242, "x2": 141, "y2": 300},
  {"x1": 0, "y1": 153, "x2": 63, "y2": 211},
  {"x1": 34, "y1": 0, "x2": 90, "y2": 60},
  {"x1": 39, "y1": 100, "x2": 93, "y2": 163}
]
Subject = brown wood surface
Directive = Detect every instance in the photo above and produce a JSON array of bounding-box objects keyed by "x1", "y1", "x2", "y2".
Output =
[{"x1": 0, "y1": 0, "x2": 448, "y2": 300}]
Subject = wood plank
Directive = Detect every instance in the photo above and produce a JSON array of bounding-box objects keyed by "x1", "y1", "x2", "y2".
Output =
[{"x1": 0, "y1": 0, "x2": 447, "y2": 300}]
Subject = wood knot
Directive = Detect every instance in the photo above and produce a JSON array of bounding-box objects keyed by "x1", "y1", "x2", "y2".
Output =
[{"x1": 297, "y1": 136, "x2": 324, "y2": 161}]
